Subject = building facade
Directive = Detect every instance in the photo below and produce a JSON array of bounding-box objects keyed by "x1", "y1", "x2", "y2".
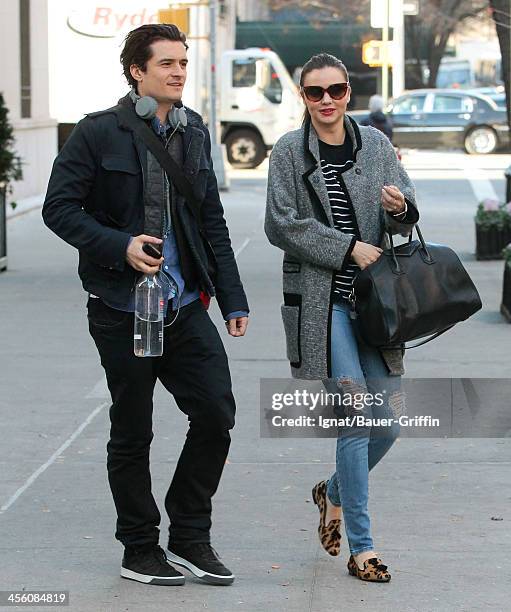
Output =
[
  {"x1": 1, "y1": 0, "x2": 239, "y2": 202},
  {"x1": 0, "y1": 0, "x2": 57, "y2": 202}
]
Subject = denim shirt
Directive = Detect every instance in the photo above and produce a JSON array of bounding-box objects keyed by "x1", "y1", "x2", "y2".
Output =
[{"x1": 98, "y1": 116, "x2": 247, "y2": 321}]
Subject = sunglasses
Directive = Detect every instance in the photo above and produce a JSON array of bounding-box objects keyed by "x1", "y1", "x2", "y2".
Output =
[{"x1": 302, "y1": 82, "x2": 350, "y2": 102}]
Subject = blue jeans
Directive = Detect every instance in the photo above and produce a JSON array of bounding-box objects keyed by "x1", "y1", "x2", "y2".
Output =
[{"x1": 326, "y1": 301, "x2": 401, "y2": 555}]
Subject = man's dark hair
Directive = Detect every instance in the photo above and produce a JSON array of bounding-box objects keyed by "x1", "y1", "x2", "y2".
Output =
[
  {"x1": 300, "y1": 53, "x2": 349, "y2": 124},
  {"x1": 120, "y1": 23, "x2": 189, "y2": 91}
]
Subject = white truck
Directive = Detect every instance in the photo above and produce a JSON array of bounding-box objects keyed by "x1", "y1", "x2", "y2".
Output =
[
  {"x1": 48, "y1": 1, "x2": 302, "y2": 168},
  {"x1": 220, "y1": 48, "x2": 303, "y2": 168}
]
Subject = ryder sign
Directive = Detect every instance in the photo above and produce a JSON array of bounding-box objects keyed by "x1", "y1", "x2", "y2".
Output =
[{"x1": 67, "y1": 5, "x2": 159, "y2": 38}]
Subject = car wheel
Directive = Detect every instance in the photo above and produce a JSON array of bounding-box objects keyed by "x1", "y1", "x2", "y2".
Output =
[
  {"x1": 464, "y1": 126, "x2": 498, "y2": 155},
  {"x1": 225, "y1": 129, "x2": 266, "y2": 169}
]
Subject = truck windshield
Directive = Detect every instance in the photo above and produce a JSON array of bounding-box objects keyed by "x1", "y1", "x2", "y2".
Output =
[
  {"x1": 232, "y1": 57, "x2": 283, "y2": 104},
  {"x1": 232, "y1": 59, "x2": 257, "y2": 87}
]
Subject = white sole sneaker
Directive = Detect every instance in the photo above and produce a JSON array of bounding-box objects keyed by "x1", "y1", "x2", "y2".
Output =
[
  {"x1": 120, "y1": 566, "x2": 185, "y2": 586},
  {"x1": 165, "y1": 550, "x2": 235, "y2": 586}
]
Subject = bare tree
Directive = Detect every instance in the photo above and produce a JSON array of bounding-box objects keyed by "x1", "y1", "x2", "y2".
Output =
[
  {"x1": 269, "y1": 0, "x2": 490, "y2": 89},
  {"x1": 489, "y1": 0, "x2": 510, "y2": 126},
  {"x1": 406, "y1": 0, "x2": 489, "y2": 88}
]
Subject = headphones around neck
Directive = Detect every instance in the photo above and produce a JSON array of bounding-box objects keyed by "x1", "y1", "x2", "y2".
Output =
[{"x1": 129, "y1": 88, "x2": 187, "y2": 132}]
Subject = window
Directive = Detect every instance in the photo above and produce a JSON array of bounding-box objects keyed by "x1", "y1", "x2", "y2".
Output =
[
  {"x1": 259, "y1": 61, "x2": 282, "y2": 104},
  {"x1": 432, "y1": 95, "x2": 472, "y2": 113},
  {"x1": 19, "y1": 0, "x2": 31, "y2": 118},
  {"x1": 436, "y1": 67, "x2": 471, "y2": 88},
  {"x1": 392, "y1": 95, "x2": 426, "y2": 114},
  {"x1": 232, "y1": 57, "x2": 282, "y2": 104},
  {"x1": 232, "y1": 59, "x2": 256, "y2": 88}
]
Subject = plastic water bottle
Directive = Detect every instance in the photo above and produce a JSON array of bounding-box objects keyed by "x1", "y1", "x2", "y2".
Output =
[{"x1": 134, "y1": 274, "x2": 164, "y2": 357}]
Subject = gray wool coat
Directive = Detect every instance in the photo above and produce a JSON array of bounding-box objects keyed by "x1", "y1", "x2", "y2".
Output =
[{"x1": 265, "y1": 115, "x2": 419, "y2": 380}]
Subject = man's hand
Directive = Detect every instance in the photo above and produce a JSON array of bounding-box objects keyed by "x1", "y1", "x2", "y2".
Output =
[
  {"x1": 225, "y1": 317, "x2": 249, "y2": 337},
  {"x1": 351, "y1": 241, "x2": 383, "y2": 270},
  {"x1": 381, "y1": 184, "x2": 405, "y2": 214},
  {"x1": 126, "y1": 234, "x2": 163, "y2": 274}
]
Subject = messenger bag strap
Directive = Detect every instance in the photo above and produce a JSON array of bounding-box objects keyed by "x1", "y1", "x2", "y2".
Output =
[{"x1": 115, "y1": 105, "x2": 203, "y2": 229}]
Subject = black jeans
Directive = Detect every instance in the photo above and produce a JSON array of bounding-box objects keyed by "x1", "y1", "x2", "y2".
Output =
[{"x1": 87, "y1": 297, "x2": 235, "y2": 548}]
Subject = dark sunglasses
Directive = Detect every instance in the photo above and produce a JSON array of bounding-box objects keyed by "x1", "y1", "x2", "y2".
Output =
[{"x1": 302, "y1": 82, "x2": 350, "y2": 102}]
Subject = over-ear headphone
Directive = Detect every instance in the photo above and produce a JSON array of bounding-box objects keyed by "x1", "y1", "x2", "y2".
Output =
[{"x1": 129, "y1": 88, "x2": 187, "y2": 132}]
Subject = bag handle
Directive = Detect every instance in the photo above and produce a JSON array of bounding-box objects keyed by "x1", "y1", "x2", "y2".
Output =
[
  {"x1": 115, "y1": 104, "x2": 204, "y2": 229},
  {"x1": 386, "y1": 224, "x2": 434, "y2": 273}
]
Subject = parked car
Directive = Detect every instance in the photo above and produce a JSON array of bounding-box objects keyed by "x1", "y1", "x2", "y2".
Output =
[
  {"x1": 467, "y1": 86, "x2": 506, "y2": 110},
  {"x1": 350, "y1": 88, "x2": 510, "y2": 154}
]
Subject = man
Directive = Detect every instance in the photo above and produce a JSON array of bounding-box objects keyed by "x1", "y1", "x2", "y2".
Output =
[{"x1": 43, "y1": 24, "x2": 249, "y2": 587}]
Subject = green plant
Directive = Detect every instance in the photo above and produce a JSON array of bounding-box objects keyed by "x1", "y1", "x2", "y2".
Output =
[
  {"x1": 503, "y1": 243, "x2": 511, "y2": 265},
  {"x1": 475, "y1": 199, "x2": 511, "y2": 231},
  {"x1": 0, "y1": 92, "x2": 23, "y2": 208}
]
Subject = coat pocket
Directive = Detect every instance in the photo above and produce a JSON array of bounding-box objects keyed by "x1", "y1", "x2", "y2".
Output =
[
  {"x1": 99, "y1": 155, "x2": 142, "y2": 227},
  {"x1": 281, "y1": 293, "x2": 302, "y2": 367},
  {"x1": 283, "y1": 260, "x2": 301, "y2": 274}
]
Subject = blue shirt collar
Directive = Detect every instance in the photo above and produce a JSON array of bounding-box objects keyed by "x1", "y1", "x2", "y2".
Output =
[{"x1": 151, "y1": 115, "x2": 170, "y2": 136}]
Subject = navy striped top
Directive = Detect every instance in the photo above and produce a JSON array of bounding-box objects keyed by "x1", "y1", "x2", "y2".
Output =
[{"x1": 318, "y1": 135, "x2": 358, "y2": 302}]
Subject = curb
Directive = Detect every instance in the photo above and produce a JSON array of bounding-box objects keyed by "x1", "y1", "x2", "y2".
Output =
[{"x1": 6, "y1": 194, "x2": 44, "y2": 220}]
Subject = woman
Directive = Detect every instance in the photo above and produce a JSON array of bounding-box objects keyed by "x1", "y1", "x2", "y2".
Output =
[{"x1": 265, "y1": 54, "x2": 419, "y2": 582}]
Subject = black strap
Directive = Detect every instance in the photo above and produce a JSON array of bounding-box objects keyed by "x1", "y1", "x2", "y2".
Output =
[{"x1": 115, "y1": 105, "x2": 203, "y2": 228}]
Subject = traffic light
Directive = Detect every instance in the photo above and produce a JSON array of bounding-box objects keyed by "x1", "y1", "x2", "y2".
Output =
[
  {"x1": 362, "y1": 40, "x2": 383, "y2": 67},
  {"x1": 362, "y1": 40, "x2": 395, "y2": 67}
]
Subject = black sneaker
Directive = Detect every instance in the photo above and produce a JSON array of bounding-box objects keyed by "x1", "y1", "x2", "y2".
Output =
[
  {"x1": 166, "y1": 542, "x2": 234, "y2": 585},
  {"x1": 121, "y1": 544, "x2": 185, "y2": 586}
]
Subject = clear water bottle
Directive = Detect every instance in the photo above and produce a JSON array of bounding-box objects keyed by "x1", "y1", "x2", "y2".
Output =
[{"x1": 134, "y1": 273, "x2": 164, "y2": 357}]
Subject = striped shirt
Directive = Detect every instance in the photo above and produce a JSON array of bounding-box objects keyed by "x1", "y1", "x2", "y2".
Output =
[{"x1": 318, "y1": 136, "x2": 358, "y2": 302}]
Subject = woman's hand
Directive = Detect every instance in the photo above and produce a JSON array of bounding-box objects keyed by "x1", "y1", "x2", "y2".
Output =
[
  {"x1": 381, "y1": 185, "x2": 405, "y2": 214},
  {"x1": 351, "y1": 241, "x2": 383, "y2": 270}
]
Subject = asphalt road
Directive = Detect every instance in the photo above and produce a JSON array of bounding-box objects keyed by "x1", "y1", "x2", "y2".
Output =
[{"x1": 0, "y1": 150, "x2": 510, "y2": 611}]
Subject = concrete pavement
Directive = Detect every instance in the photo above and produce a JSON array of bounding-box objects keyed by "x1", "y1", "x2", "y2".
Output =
[{"x1": 0, "y1": 151, "x2": 510, "y2": 611}]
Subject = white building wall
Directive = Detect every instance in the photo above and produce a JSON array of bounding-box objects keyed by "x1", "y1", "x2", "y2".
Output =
[
  {"x1": 0, "y1": 1, "x2": 21, "y2": 117},
  {"x1": 46, "y1": 0, "x2": 236, "y2": 123},
  {"x1": 0, "y1": 0, "x2": 57, "y2": 202}
]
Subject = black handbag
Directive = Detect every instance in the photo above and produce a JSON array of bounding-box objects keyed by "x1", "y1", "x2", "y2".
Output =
[{"x1": 352, "y1": 225, "x2": 482, "y2": 349}]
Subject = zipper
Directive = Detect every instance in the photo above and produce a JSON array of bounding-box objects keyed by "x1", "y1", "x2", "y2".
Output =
[
  {"x1": 348, "y1": 287, "x2": 358, "y2": 320},
  {"x1": 164, "y1": 174, "x2": 171, "y2": 237}
]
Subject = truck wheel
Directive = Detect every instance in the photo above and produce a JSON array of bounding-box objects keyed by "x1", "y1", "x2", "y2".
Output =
[
  {"x1": 225, "y1": 129, "x2": 266, "y2": 169},
  {"x1": 464, "y1": 126, "x2": 497, "y2": 155}
]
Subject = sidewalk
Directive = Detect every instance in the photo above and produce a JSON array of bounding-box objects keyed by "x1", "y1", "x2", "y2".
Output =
[{"x1": 0, "y1": 152, "x2": 510, "y2": 611}]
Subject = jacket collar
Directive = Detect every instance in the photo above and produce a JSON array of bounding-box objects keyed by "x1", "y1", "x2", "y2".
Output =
[
  {"x1": 301, "y1": 115, "x2": 362, "y2": 226},
  {"x1": 303, "y1": 114, "x2": 362, "y2": 166},
  {"x1": 115, "y1": 93, "x2": 205, "y2": 179}
]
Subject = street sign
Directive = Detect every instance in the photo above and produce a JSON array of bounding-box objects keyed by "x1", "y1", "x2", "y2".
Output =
[
  {"x1": 403, "y1": 0, "x2": 419, "y2": 15},
  {"x1": 371, "y1": 0, "x2": 419, "y2": 27},
  {"x1": 371, "y1": 0, "x2": 400, "y2": 28}
]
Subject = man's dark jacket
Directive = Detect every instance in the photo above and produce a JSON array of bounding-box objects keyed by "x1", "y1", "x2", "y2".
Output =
[{"x1": 42, "y1": 95, "x2": 249, "y2": 318}]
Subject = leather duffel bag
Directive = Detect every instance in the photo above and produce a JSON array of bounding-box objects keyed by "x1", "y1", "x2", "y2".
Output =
[{"x1": 352, "y1": 225, "x2": 482, "y2": 349}]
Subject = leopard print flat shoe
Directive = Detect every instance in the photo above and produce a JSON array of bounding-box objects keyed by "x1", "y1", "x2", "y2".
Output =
[
  {"x1": 347, "y1": 555, "x2": 391, "y2": 582},
  {"x1": 311, "y1": 480, "x2": 341, "y2": 556}
]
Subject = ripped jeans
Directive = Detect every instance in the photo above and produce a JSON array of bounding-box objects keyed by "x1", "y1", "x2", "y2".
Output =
[{"x1": 326, "y1": 301, "x2": 402, "y2": 555}]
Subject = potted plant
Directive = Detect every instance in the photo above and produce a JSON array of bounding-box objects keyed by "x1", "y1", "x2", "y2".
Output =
[
  {"x1": 501, "y1": 243, "x2": 511, "y2": 323},
  {"x1": 0, "y1": 91, "x2": 23, "y2": 271},
  {"x1": 475, "y1": 198, "x2": 511, "y2": 260}
]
